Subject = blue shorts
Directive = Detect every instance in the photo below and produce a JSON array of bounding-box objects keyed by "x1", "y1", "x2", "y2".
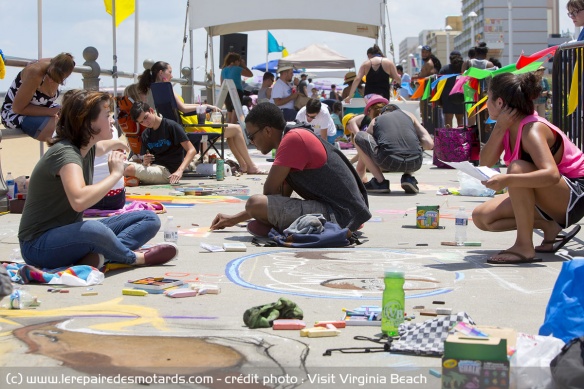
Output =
[{"x1": 21, "y1": 116, "x2": 51, "y2": 139}]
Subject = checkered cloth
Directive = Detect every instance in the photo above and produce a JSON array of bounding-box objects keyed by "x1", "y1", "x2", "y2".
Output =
[{"x1": 390, "y1": 312, "x2": 476, "y2": 356}]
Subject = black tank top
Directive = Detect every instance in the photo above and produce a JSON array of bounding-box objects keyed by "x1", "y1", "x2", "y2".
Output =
[{"x1": 364, "y1": 60, "x2": 390, "y2": 99}]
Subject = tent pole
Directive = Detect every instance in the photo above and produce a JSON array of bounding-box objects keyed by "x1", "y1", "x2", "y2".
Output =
[
  {"x1": 37, "y1": 0, "x2": 44, "y2": 156},
  {"x1": 266, "y1": 30, "x2": 269, "y2": 73},
  {"x1": 381, "y1": 0, "x2": 387, "y2": 56},
  {"x1": 112, "y1": 0, "x2": 118, "y2": 99},
  {"x1": 189, "y1": 28, "x2": 194, "y2": 103},
  {"x1": 210, "y1": 29, "x2": 216, "y2": 104},
  {"x1": 133, "y1": 0, "x2": 139, "y2": 82}
]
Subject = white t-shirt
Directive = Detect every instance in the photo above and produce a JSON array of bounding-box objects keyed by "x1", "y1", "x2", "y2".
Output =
[
  {"x1": 271, "y1": 78, "x2": 294, "y2": 109},
  {"x1": 295, "y1": 106, "x2": 337, "y2": 137},
  {"x1": 93, "y1": 126, "x2": 124, "y2": 191}
]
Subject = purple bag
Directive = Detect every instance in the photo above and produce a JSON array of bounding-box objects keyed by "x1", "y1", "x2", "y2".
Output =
[{"x1": 433, "y1": 126, "x2": 479, "y2": 168}]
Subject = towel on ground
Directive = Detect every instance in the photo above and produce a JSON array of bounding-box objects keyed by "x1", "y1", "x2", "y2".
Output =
[
  {"x1": 3, "y1": 263, "x2": 104, "y2": 286},
  {"x1": 83, "y1": 201, "x2": 165, "y2": 218}
]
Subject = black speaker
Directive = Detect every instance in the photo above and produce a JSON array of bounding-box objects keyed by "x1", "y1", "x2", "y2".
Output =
[{"x1": 219, "y1": 33, "x2": 248, "y2": 68}]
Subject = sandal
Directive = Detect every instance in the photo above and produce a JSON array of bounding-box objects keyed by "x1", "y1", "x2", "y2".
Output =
[
  {"x1": 487, "y1": 250, "x2": 542, "y2": 265},
  {"x1": 535, "y1": 225, "x2": 581, "y2": 253}
]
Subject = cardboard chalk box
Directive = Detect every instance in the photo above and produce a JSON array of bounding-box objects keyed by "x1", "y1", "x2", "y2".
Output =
[
  {"x1": 441, "y1": 327, "x2": 516, "y2": 389},
  {"x1": 416, "y1": 205, "x2": 440, "y2": 229}
]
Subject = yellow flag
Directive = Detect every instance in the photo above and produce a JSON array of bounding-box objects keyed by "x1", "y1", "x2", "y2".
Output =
[
  {"x1": 430, "y1": 79, "x2": 447, "y2": 102},
  {"x1": 282, "y1": 48, "x2": 289, "y2": 57},
  {"x1": 568, "y1": 56, "x2": 580, "y2": 116},
  {"x1": 104, "y1": 0, "x2": 135, "y2": 27}
]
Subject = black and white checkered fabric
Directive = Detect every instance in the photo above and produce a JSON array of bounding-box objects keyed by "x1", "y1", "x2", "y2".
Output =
[{"x1": 390, "y1": 312, "x2": 476, "y2": 356}]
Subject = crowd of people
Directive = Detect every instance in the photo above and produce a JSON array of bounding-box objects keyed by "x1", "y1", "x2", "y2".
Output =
[{"x1": 1, "y1": 0, "x2": 583, "y2": 270}]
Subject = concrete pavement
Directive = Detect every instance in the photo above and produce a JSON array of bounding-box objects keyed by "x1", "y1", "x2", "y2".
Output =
[{"x1": 0, "y1": 141, "x2": 578, "y2": 388}]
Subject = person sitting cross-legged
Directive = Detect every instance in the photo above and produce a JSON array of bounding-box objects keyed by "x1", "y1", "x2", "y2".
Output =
[
  {"x1": 124, "y1": 101, "x2": 198, "y2": 185},
  {"x1": 354, "y1": 104, "x2": 433, "y2": 194}
]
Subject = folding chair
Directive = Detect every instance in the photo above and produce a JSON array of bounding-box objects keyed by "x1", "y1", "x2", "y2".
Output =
[{"x1": 150, "y1": 82, "x2": 225, "y2": 161}]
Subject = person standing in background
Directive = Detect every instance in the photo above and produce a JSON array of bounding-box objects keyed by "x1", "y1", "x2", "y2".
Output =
[
  {"x1": 271, "y1": 63, "x2": 299, "y2": 121},
  {"x1": 329, "y1": 84, "x2": 341, "y2": 101},
  {"x1": 439, "y1": 51, "x2": 465, "y2": 128},
  {"x1": 257, "y1": 72, "x2": 274, "y2": 104},
  {"x1": 395, "y1": 65, "x2": 411, "y2": 100},
  {"x1": 567, "y1": 0, "x2": 584, "y2": 41},
  {"x1": 533, "y1": 65, "x2": 550, "y2": 118},
  {"x1": 220, "y1": 52, "x2": 253, "y2": 123},
  {"x1": 344, "y1": 44, "x2": 401, "y2": 102}
]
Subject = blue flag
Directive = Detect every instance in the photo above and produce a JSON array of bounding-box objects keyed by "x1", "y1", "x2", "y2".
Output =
[{"x1": 268, "y1": 31, "x2": 284, "y2": 53}]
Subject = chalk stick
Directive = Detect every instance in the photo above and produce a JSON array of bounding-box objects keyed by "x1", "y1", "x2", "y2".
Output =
[
  {"x1": 273, "y1": 319, "x2": 306, "y2": 330},
  {"x1": 420, "y1": 310, "x2": 438, "y2": 316},
  {"x1": 81, "y1": 292, "x2": 98, "y2": 296},
  {"x1": 315, "y1": 321, "x2": 346, "y2": 328},
  {"x1": 463, "y1": 242, "x2": 482, "y2": 246},
  {"x1": 433, "y1": 300, "x2": 446, "y2": 305},
  {"x1": 300, "y1": 327, "x2": 341, "y2": 338},
  {"x1": 441, "y1": 241, "x2": 458, "y2": 246},
  {"x1": 436, "y1": 308, "x2": 452, "y2": 315},
  {"x1": 429, "y1": 369, "x2": 442, "y2": 378},
  {"x1": 122, "y1": 289, "x2": 148, "y2": 296}
]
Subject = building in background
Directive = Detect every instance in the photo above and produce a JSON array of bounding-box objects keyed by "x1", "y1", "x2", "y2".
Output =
[
  {"x1": 454, "y1": 0, "x2": 557, "y2": 66},
  {"x1": 399, "y1": 36, "x2": 422, "y2": 75}
]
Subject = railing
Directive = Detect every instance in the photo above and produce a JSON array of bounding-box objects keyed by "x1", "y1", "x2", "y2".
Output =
[{"x1": 552, "y1": 41, "x2": 584, "y2": 148}]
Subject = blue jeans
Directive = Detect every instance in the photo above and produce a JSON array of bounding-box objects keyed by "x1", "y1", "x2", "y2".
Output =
[{"x1": 20, "y1": 210, "x2": 161, "y2": 269}]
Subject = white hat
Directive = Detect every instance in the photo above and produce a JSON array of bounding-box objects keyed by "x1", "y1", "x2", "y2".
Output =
[{"x1": 277, "y1": 62, "x2": 294, "y2": 73}]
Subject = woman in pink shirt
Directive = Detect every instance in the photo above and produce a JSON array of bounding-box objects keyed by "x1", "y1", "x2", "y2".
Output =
[{"x1": 473, "y1": 72, "x2": 584, "y2": 264}]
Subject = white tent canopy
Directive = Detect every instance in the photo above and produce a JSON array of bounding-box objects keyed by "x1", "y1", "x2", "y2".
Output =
[
  {"x1": 188, "y1": 0, "x2": 383, "y2": 39},
  {"x1": 283, "y1": 44, "x2": 355, "y2": 69}
]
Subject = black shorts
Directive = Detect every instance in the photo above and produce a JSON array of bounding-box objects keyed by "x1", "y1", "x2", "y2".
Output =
[
  {"x1": 537, "y1": 176, "x2": 584, "y2": 227},
  {"x1": 225, "y1": 89, "x2": 244, "y2": 112}
]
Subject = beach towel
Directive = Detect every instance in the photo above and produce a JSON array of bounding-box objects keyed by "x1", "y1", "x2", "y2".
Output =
[
  {"x1": 3, "y1": 263, "x2": 104, "y2": 286},
  {"x1": 83, "y1": 200, "x2": 166, "y2": 217}
]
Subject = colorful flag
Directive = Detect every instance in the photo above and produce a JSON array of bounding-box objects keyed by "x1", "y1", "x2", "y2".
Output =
[
  {"x1": 104, "y1": 0, "x2": 135, "y2": 27},
  {"x1": 268, "y1": 31, "x2": 284, "y2": 53},
  {"x1": 282, "y1": 48, "x2": 289, "y2": 57}
]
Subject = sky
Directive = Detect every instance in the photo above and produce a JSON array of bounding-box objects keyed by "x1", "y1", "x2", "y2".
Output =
[{"x1": 0, "y1": 0, "x2": 578, "y2": 95}]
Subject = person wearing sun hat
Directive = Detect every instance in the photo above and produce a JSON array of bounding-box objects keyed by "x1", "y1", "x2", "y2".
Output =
[
  {"x1": 271, "y1": 62, "x2": 299, "y2": 121},
  {"x1": 341, "y1": 71, "x2": 365, "y2": 100},
  {"x1": 354, "y1": 103, "x2": 433, "y2": 194}
]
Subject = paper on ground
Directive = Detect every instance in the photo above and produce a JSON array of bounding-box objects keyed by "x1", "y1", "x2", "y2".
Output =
[{"x1": 441, "y1": 161, "x2": 500, "y2": 181}]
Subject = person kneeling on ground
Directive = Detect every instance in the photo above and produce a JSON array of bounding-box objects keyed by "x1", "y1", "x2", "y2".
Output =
[
  {"x1": 124, "y1": 101, "x2": 198, "y2": 185},
  {"x1": 295, "y1": 98, "x2": 338, "y2": 144},
  {"x1": 19, "y1": 90, "x2": 177, "y2": 270},
  {"x1": 209, "y1": 102, "x2": 371, "y2": 236},
  {"x1": 354, "y1": 104, "x2": 433, "y2": 194}
]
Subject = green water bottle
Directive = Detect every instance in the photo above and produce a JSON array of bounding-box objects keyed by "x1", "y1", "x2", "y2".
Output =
[
  {"x1": 216, "y1": 159, "x2": 224, "y2": 181},
  {"x1": 381, "y1": 270, "x2": 405, "y2": 337}
]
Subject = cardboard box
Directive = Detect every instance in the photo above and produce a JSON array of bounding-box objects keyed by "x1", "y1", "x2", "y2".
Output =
[
  {"x1": 441, "y1": 326, "x2": 516, "y2": 389},
  {"x1": 416, "y1": 205, "x2": 440, "y2": 228}
]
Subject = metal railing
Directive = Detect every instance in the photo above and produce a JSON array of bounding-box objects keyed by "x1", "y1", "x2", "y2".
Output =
[{"x1": 552, "y1": 41, "x2": 584, "y2": 148}]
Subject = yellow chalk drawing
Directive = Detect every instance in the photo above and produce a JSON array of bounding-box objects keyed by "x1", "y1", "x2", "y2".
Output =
[{"x1": 0, "y1": 297, "x2": 168, "y2": 333}]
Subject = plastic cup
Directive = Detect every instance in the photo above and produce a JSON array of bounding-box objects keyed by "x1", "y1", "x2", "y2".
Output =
[{"x1": 196, "y1": 106, "x2": 206, "y2": 124}]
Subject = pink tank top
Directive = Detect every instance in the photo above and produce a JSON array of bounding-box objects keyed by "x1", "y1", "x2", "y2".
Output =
[{"x1": 503, "y1": 114, "x2": 584, "y2": 178}]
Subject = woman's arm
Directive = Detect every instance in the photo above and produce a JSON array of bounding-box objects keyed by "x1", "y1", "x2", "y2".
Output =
[
  {"x1": 12, "y1": 63, "x2": 60, "y2": 116},
  {"x1": 344, "y1": 62, "x2": 368, "y2": 103},
  {"x1": 383, "y1": 59, "x2": 402, "y2": 85},
  {"x1": 346, "y1": 114, "x2": 364, "y2": 135},
  {"x1": 60, "y1": 151, "x2": 126, "y2": 212},
  {"x1": 174, "y1": 92, "x2": 219, "y2": 113},
  {"x1": 479, "y1": 110, "x2": 514, "y2": 167},
  {"x1": 95, "y1": 139, "x2": 130, "y2": 157},
  {"x1": 240, "y1": 60, "x2": 253, "y2": 77}
]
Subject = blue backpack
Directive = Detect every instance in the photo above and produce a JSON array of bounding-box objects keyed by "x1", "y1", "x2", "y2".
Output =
[{"x1": 269, "y1": 221, "x2": 359, "y2": 248}]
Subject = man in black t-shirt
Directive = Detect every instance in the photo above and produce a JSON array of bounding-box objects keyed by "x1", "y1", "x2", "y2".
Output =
[{"x1": 124, "y1": 102, "x2": 197, "y2": 185}]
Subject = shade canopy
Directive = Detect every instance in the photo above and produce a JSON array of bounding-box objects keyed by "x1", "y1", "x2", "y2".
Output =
[
  {"x1": 283, "y1": 44, "x2": 355, "y2": 69},
  {"x1": 189, "y1": 0, "x2": 383, "y2": 39}
]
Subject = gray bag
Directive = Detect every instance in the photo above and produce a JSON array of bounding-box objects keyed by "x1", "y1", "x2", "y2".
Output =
[
  {"x1": 0, "y1": 265, "x2": 14, "y2": 298},
  {"x1": 550, "y1": 335, "x2": 584, "y2": 389}
]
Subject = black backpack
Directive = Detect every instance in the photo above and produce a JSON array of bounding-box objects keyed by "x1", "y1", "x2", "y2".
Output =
[{"x1": 550, "y1": 335, "x2": 584, "y2": 389}]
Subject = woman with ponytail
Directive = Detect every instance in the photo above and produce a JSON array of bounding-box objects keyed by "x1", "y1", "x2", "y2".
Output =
[{"x1": 473, "y1": 72, "x2": 584, "y2": 264}]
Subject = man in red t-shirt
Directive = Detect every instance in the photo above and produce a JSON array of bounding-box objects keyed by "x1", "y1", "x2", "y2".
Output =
[{"x1": 210, "y1": 103, "x2": 370, "y2": 235}]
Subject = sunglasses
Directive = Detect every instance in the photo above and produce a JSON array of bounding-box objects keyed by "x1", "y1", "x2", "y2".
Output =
[
  {"x1": 247, "y1": 127, "x2": 265, "y2": 142},
  {"x1": 568, "y1": 9, "x2": 583, "y2": 18}
]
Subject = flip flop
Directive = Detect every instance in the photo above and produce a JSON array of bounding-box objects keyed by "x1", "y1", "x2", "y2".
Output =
[
  {"x1": 535, "y1": 225, "x2": 581, "y2": 253},
  {"x1": 487, "y1": 250, "x2": 542, "y2": 265}
]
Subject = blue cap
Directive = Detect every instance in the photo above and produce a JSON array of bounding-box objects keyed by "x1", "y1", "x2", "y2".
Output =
[{"x1": 421, "y1": 45, "x2": 432, "y2": 52}]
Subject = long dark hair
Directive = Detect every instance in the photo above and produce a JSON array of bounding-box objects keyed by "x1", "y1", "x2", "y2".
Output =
[
  {"x1": 137, "y1": 61, "x2": 170, "y2": 94},
  {"x1": 488, "y1": 72, "x2": 541, "y2": 116},
  {"x1": 50, "y1": 89, "x2": 113, "y2": 149}
]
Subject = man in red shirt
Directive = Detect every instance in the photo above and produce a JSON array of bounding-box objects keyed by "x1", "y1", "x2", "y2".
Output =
[{"x1": 210, "y1": 103, "x2": 371, "y2": 235}]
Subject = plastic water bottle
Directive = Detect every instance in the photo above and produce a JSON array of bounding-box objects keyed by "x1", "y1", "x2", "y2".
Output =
[
  {"x1": 164, "y1": 216, "x2": 178, "y2": 243},
  {"x1": 455, "y1": 206, "x2": 468, "y2": 246},
  {"x1": 216, "y1": 159, "x2": 225, "y2": 181},
  {"x1": 6, "y1": 172, "x2": 15, "y2": 200},
  {"x1": 381, "y1": 270, "x2": 405, "y2": 337},
  {"x1": 9, "y1": 289, "x2": 38, "y2": 309}
]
